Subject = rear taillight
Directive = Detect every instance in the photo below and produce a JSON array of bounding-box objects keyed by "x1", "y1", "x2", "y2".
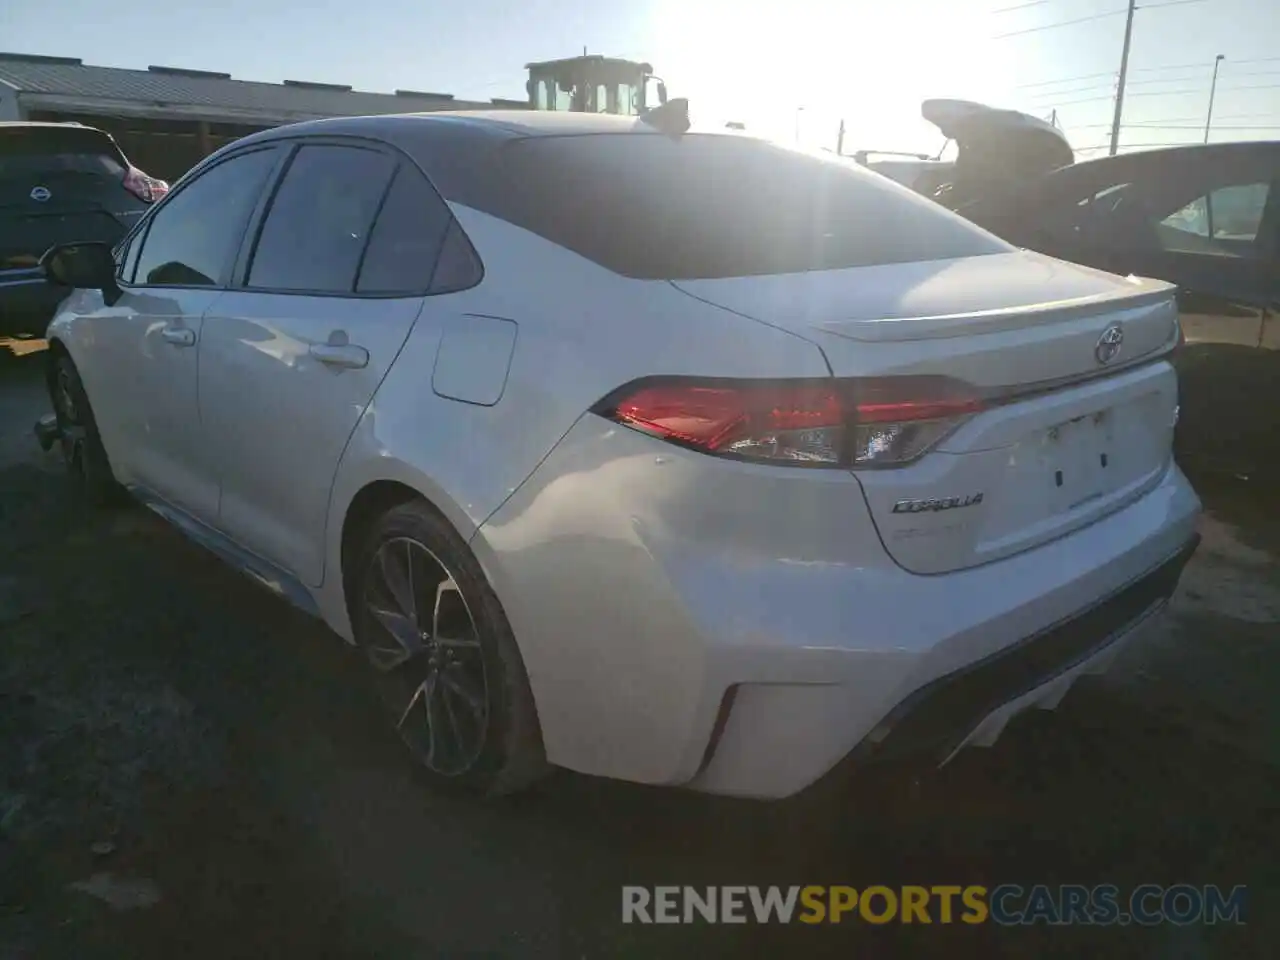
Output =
[
  {"x1": 596, "y1": 376, "x2": 984, "y2": 468},
  {"x1": 122, "y1": 166, "x2": 169, "y2": 203}
]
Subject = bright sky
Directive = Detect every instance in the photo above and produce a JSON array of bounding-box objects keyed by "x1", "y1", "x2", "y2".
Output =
[{"x1": 7, "y1": 0, "x2": 1279, "y2": 157}]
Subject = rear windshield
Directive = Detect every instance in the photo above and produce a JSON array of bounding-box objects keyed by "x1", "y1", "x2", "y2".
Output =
[
  {"x1": 0, "y1": 128, "x2": 126, "y2": 180},
  {"x1": 482, "y1": 134, "x2": 1009, "y2": 279}
]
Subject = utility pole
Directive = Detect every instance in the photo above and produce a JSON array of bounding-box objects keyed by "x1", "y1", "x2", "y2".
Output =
[
  {"x1": 836, "y1": 119, "x2": 845, "y2": 156},
  {"x1": 1204, "y1": 54, "x2": 1225, "y2": 143},
  {"x1": 1108, "y1": 0, "x2": 1137, "y2": 156}
]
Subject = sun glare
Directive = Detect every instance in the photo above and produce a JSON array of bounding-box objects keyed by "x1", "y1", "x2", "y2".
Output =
[{"x1": 649, "y1": 0, "x2": 1011, "y2": 153}]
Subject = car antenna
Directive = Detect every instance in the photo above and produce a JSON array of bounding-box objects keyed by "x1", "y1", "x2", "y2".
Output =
[{"x1": 640, "y1": 97, "x2": 690, "y2": 136}]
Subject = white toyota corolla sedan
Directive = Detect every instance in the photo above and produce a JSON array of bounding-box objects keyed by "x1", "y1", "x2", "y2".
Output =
[{"x1": 37, "y1": 110, "x2": 1200, "y2": 800}]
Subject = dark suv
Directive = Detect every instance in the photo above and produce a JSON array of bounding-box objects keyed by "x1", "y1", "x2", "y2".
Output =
[{"x1": 1, "y1": 121, "x2": 168, "y2": 335}]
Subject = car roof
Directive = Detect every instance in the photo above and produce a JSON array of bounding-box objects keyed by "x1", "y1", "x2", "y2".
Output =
[
  {"x1": 198, "y1": 110, "x2": 731, "y2": 206},
  {"x1": 1068, "y1": 140, "x2": 1278, "y2": 172},
  {"x1": 0, "y1": 120, "x2": 107, "y2": 133},
  {"x1": 231, "y1": 109, "x2": 656, "y2": 149}
]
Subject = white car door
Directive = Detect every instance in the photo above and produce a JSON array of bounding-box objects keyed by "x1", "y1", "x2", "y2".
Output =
[
  {"x1": 73, "y1": 146, "x2": 283, "y2": 520},
  {"x1": 198, "y1": 142, "x2": 455, "y2": 585}
]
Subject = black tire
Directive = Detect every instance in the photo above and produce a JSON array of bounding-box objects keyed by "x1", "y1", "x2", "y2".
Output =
[
  {"x1": 49, "y1": 353, "x2": 125, "y2": 506},
  {"x1": 352, "y1": 500, "x2": 547, "y2": 797}
]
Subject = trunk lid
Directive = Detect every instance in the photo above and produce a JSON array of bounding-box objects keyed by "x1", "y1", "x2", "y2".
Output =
[
  {"x1": 0, "y1": 125, "x2": 138, "y2": 270},
  {"x1": 922, "y1": 99, "x2": 1075, "y2": 210},
  {"x1": 671, "y1": 250, "x2": 1181, "y2": 573}
]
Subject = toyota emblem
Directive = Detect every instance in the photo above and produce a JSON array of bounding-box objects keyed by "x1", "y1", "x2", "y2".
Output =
[
  {"x1": 29, "y1": 186, "x2": 51, "y2": 202},
  {"x1": 1095, "y1": 324, "x2": 1124, "y2": 365}
]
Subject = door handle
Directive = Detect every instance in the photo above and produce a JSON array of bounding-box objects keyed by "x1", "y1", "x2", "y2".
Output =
[
  {"x1": 309, "y1": 342, "x2": 369, "y2": 369},
  {"x1": 160, "y1": 327, "x2": 196, "y2": 347}
]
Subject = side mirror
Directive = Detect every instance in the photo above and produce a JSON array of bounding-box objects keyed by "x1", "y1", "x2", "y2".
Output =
[
  {"x1": 657, "y1": 81, "x2": 668, "y2": 105},
  {"x1": 40, "y1": 242, "x2": 121, "y2": 305}
]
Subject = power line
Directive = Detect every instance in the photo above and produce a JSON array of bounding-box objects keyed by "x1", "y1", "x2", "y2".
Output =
[
  {"x1": 1040, "y1": 83, "x2": 1280, "y2": 102},
  {"x1": 1131, "y1": 61, "x2": 1223, "y2": 73},
  {"x1": 1125, "y1": 74, "x2": 1212, "y2": 85},
  {"x1": 1223, "y1": 68, "x2": 1280, "y2": 78},
  {"x1": 1013, "y1": 59, "x2": 1245, "y2": 91},
  {"x1": 1120, "y1": 84, "x2": 1280, "y2": 97},
  {"x1": 1073, "y1": 123, "x2": 1280, "y2": 131},
  {"x1": 1068, "y1": 118, "x2": 1280, "y2": 128},
  {"x1": 1015, "y1": 71, "x2": 1115, "y2": 89},
  {"x1": 993, "y1": 0, "x2": 1207, "y2": 40},
  {"x1": 1214, "y1": 82, "x2": 1280, "y2": 92},
  {"x1": 1071, "y1": 112, "x2": 1280, "y2": 127},
  {"x1": 992, "y1": 0, "x2": 1053, "y2": 12},
  {"x1": 1035, "y1": 93, "x2": 1121, "y2": 107},
  {"x1": 1033, "y1": 85, "x2": 1280, "y2": 110},
  {"x1": 993, "y1": 8, "x2": 1126, "y2": 39},
  {"x1": 1025, "y1": 75, "x2": 1217, "y2": 104},
  {"x1": 1025, "y1": 83, "x2": 1115, "y2": 100},
  {"x1": 1122, "y1": 88, "x2": 1207, "y2": 97}
]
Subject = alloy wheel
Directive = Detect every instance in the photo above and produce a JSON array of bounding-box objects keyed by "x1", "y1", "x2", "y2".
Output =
[{"x1": 361, "y1": 537, "x2": 490, "y2": 777}]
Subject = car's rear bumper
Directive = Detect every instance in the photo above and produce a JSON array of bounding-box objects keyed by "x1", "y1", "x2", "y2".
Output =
[
  {"x1": 685, "y1": 532, "x2": 1197, "y2": 799},
  {"x1": 837, "y1": 532, "x2": 1195, "y2": 766},
  {"x1": 474, "y1": 417, "x2": 1202, "y2": 799}
]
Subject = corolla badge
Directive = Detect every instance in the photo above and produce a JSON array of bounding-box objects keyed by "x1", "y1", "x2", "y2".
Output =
[
  {"x1": 29, "y1": 186, "x2": 52, "y2": 202},
  {"x1": 892, "y1": 493, "x2": 984, "y2": 514},
  {"x1": 1095, "y1": 323, "x2": 1124, "y2": 365}
]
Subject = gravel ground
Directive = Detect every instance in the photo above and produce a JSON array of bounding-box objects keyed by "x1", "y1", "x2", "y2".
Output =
[{"x1": 1, "y1": 339, "x2": 1277, "y2": 959}]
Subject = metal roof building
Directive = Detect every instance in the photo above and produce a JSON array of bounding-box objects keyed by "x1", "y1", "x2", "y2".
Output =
[{"x1": 0, "y1": 51, "x2": 528, "y2": 179}]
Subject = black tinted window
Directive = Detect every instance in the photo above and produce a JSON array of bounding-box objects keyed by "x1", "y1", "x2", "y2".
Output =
[
  {"x1": 355, "y1": 165, "x2": 451, "y2": 294},
  {"x1": 476, "y1": 134, "x2": 1008, "y2": 279},
  {"x1": 248, "y1": 145, "x2": 394, "y2": 293},
  {"x1": 429, "y1": 221, "x2": 484, "y2": 294},
  {"x1": 1038, "y1": 179, "x2": 1134, "y2": 246},
  {"x1": 0, "y1": 128, "x2": 125, "y2": 180},
  {"x1": 113, "y1": 231, "x2": 134, "y2": 279},
  {"x1": 134, "y1": 149, "x2": 277, "y2": 287},
  {"x1": 1154, "y1": 182, "x2": 1271, "y2": 257}
]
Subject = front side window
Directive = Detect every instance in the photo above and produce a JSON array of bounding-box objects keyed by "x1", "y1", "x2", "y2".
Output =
[
  {"x1": 112, "y1": 233, "x2": 132, "y2": 274},
  {"x1": 132, "y1": 148, "x2": 278, "y2": 287},
  {"x1": 1043, "y1": 180, "x2": 1133, "y2": 243},
  {"x1": 247, "y1": 144, "x2": 395, "y2": 293}
]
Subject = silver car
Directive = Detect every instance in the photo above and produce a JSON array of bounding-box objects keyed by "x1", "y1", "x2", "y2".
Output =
[{"x1": 39, "y1": 111, "x2": 1199, "y2": 800}]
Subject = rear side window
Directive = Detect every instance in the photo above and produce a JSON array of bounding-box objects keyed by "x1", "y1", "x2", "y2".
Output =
[
  {"x1": 133, "y1": 148, "x2": 278, "y2": 287},
  {"x1": 248, "y1": 144, "x2": 395, "y2": 293},
  {"x1": 1155, "y1": 182, "x2": 1271, "y2": 255},
  {"x1": 476, "y1": 134, "x2": 1008, "y2": 279},
  {"x1": 0, "y1": 127, "x2": 126, "y2": 180},
  {"x1": 355, "y1": 165, "x2": 452, "y2": 294}
]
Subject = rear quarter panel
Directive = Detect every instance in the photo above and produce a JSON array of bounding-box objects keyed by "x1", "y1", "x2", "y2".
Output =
[{"x1": 317, "y1": 206, "x2": 828, "y2": 637}]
